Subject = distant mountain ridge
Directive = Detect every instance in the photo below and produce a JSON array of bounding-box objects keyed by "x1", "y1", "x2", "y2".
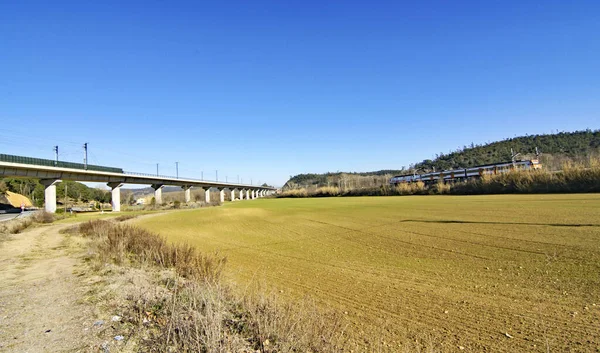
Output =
[{"x1": 285, "y1": 129, "x2": 600, "y2": 187}]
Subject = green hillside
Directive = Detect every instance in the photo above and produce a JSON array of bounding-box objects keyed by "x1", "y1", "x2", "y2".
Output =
[
  {"x1": 415, "y1": 129, "x2": 600, "y2": 172},
  {"x1": 286, "y1": 129, "x2": 600, "y2": 187}
]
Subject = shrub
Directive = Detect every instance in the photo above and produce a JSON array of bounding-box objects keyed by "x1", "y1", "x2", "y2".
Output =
[
  {"x1": 79, "y1": 220, "x2": 226, "y2": 282},
  {"x1": 32, "y1": 211, "x2": 54, "y2": 223},
  {"x1": 0, "y1": 217, "x2": 33, "y2": 234},
  {"x1": 430, "y1": 180, "x2": 451, "y2": 194},
  {"x1": 314, "y1": 186, "x2": 341, "y2": 197},
  {"x1": 114, "y1": 214, "x2": 136, "y2": 222},
  {"x1": 279, "y1": 189, "x2": 309, "y2": 198}
]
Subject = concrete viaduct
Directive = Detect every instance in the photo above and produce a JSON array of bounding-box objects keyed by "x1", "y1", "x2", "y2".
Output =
[{"x1": 0, "y1": 160, "x2": 276, "y2": 213}]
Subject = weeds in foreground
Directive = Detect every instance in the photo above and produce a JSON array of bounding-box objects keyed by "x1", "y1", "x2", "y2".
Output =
[
  {"x1": 114, "y1": 214, "x2": 137, "y2": 222},
  {"x1": 78, "y1": 220, "x2": 354, "y2": 352},
  {"x1": 78, "y1": 220, "x2": 226, "y2": 283},
  {"x1": 0, "y1": 211, "x2": 55, "y2": 235}
]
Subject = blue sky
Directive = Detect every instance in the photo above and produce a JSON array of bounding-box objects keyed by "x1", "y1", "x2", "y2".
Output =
[{"x1": 1, "y1": 1, "x2": 599, "y2": 186}]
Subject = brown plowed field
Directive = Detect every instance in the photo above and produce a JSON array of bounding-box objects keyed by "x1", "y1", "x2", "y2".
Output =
[{"x1": 136, "y1": 195, "x2": 600, "y2": 351}]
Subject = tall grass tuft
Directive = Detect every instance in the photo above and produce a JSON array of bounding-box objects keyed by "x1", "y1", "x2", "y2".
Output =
[
  {"x1": 79, "y1": 220, "x2": 226, "y2": 282},
  {"x1": 279, "y1": 188, "x2": 309, "y2": 198}
]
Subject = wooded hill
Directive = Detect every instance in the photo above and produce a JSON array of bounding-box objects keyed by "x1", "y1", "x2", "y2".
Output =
[{"x1": 285, "y1": 129, "x2": 600, "y2": 188}]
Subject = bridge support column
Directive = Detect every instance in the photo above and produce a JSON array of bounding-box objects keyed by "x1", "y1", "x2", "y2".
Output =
[
  {"x1": 230, "y1": 189, "x2": 236, "y2": 201},
  {"x1": 246, "y1": 189, "x2": 251, "y2": 200},
  {"x1": 205, "y1": 187, "x2": 211, "y2": 203},
  {"x1": 251, "y1": 190, "x2": 255, "y2": 199},
  {"x1": 239, "y1": 189, "x2": 245, "y2": 200},
  {"x1": 40, "y1": 179, "x2": 60, "y2": 213},
  {"x1": 152, "y1": 184, "x2": 164, "y2": 205},
  {"x1": 219, "y1": 188, "x2": 225, "y2": 203},
  {"x1": 108, "y1": 182, "x2": 124, "y2": 212},
  {"x1": 182, "y1": 185, "x2": 192, "y2": 203}
]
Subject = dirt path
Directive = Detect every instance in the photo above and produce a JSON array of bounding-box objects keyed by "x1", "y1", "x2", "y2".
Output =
[{"x1": 0, "y1": 224, "x2": 100, "y2": 352}]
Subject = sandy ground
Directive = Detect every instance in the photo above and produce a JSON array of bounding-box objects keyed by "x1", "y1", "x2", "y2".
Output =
[{"x1": 0, "y1": 223, "x2": 101, "y2": 352}]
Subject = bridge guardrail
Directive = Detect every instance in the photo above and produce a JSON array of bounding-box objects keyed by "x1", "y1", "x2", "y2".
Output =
[
  {"x1": 1, "y1": 153, "x2": 266, "y2": 188},
  {"x1": 122, "y1": 171, "x2": 256, "y2": 187},
  {"x1": 0, "y1": 153, "x2": 123, "y2": 174}
]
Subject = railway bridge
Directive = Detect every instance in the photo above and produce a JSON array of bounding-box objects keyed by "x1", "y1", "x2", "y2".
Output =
[{"x1": 0, "y1": 154, "x2": 276, "y2": 213}]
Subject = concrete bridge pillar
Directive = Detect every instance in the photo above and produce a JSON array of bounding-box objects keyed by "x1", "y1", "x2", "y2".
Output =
[
  {"x1": 151, "y1": 184, "x2": 164, "y2": 205},
  {"x1": 246, "y1": 189, "x2": 251, "y2": 200},
  {"x1": 251, "y1": 190, "x2": 256, "y2": 199},
  {"x1": 230, "y1": 189, "x2": 236, "y2": 201},
  {"x1": 40, "y1": 179, "x2": 60, "y2": 213},
  {"x1": 219, "y1": 188, "x2": 225, "y2": 203},
  {"x1": 108, "y1": 182, "x2": 124, "y2": 212},
  {"x1": 182, "y1": 185, "x2": 192, "y2": 203},
  {"x1": 204, "y1": 187, "x2": 211, "y2": 203}
]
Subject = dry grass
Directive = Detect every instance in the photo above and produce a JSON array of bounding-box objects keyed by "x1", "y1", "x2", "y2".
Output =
[
  {"x1": 78, "y1": 220, "x2": 226, "y2": 283},
  {"x1": 32, "y1": 211, "x2": 55, "y2": 223},
  {"x1": 279, "y1": 189, "x2": 309, "y2": 198},
  {"x1": 0, "y1": 211, "x2": 55, "y2": 235},
  {"x1": 314, "y1": 186, "x2": 341, "y2": 197},
  {"x1": 114, "y1": 214, "x2": 137, "y2": 222},
  {"x1": 0, "y1": 217, "x2": 33, "y2": 234},
  {"x1": 76, "y1": 219, "x2": 351, "y2": 352},
  {"x1": 240, "y1": 289, "x2": 348, "y2": 352}
]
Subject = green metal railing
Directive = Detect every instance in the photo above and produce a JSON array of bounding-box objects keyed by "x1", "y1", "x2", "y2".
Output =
[{"x1": 0, "y1": 154, "x2": 124, "y2": 174}]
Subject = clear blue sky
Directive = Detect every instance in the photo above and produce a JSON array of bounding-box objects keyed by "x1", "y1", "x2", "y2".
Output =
[{"x1": 1, "y1": 1, "x2": 599, "y2": 186}]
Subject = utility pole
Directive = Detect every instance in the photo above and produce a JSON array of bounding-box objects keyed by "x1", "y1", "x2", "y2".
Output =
[
  {"x1": 53, "y1": 146, "x2": 59, "y2": 166},
  {"x1": 510, "y1": 148, "x2": 520, "y2": 167},
  {"x1": 176, "y1": 162, "x2": 179, "y2": 179},
  {"x1": 226, "y1": 176, "x2": 228, "y2": 182},
  {"x1": 237, "y1": 175, "x2": 239, "y2": 183},
  {"x1": 201, "y1": 171, "x2": 204, "y2": 180},
  {"x1": 156, "y1": 163, "x2": 159, "y2": 176},
  {"x1": 83, "y1": 143, "x2": 88, "y2": 170},
  {"x1": 216, "y1": 170, "x2": 218, "y2": 181}
]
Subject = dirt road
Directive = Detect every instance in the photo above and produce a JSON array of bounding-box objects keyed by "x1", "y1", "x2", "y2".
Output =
[{"x1": 0, "y1": 223, "x2": 100, "y2": 352}]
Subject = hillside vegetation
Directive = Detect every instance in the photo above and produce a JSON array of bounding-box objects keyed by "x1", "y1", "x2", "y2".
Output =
[
  {"x1": 285, "y1": 129, "x2": 600, "y2": 188},
  {"x1": 0, "y1": 178, "x2": 112, "y2": 207}
]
